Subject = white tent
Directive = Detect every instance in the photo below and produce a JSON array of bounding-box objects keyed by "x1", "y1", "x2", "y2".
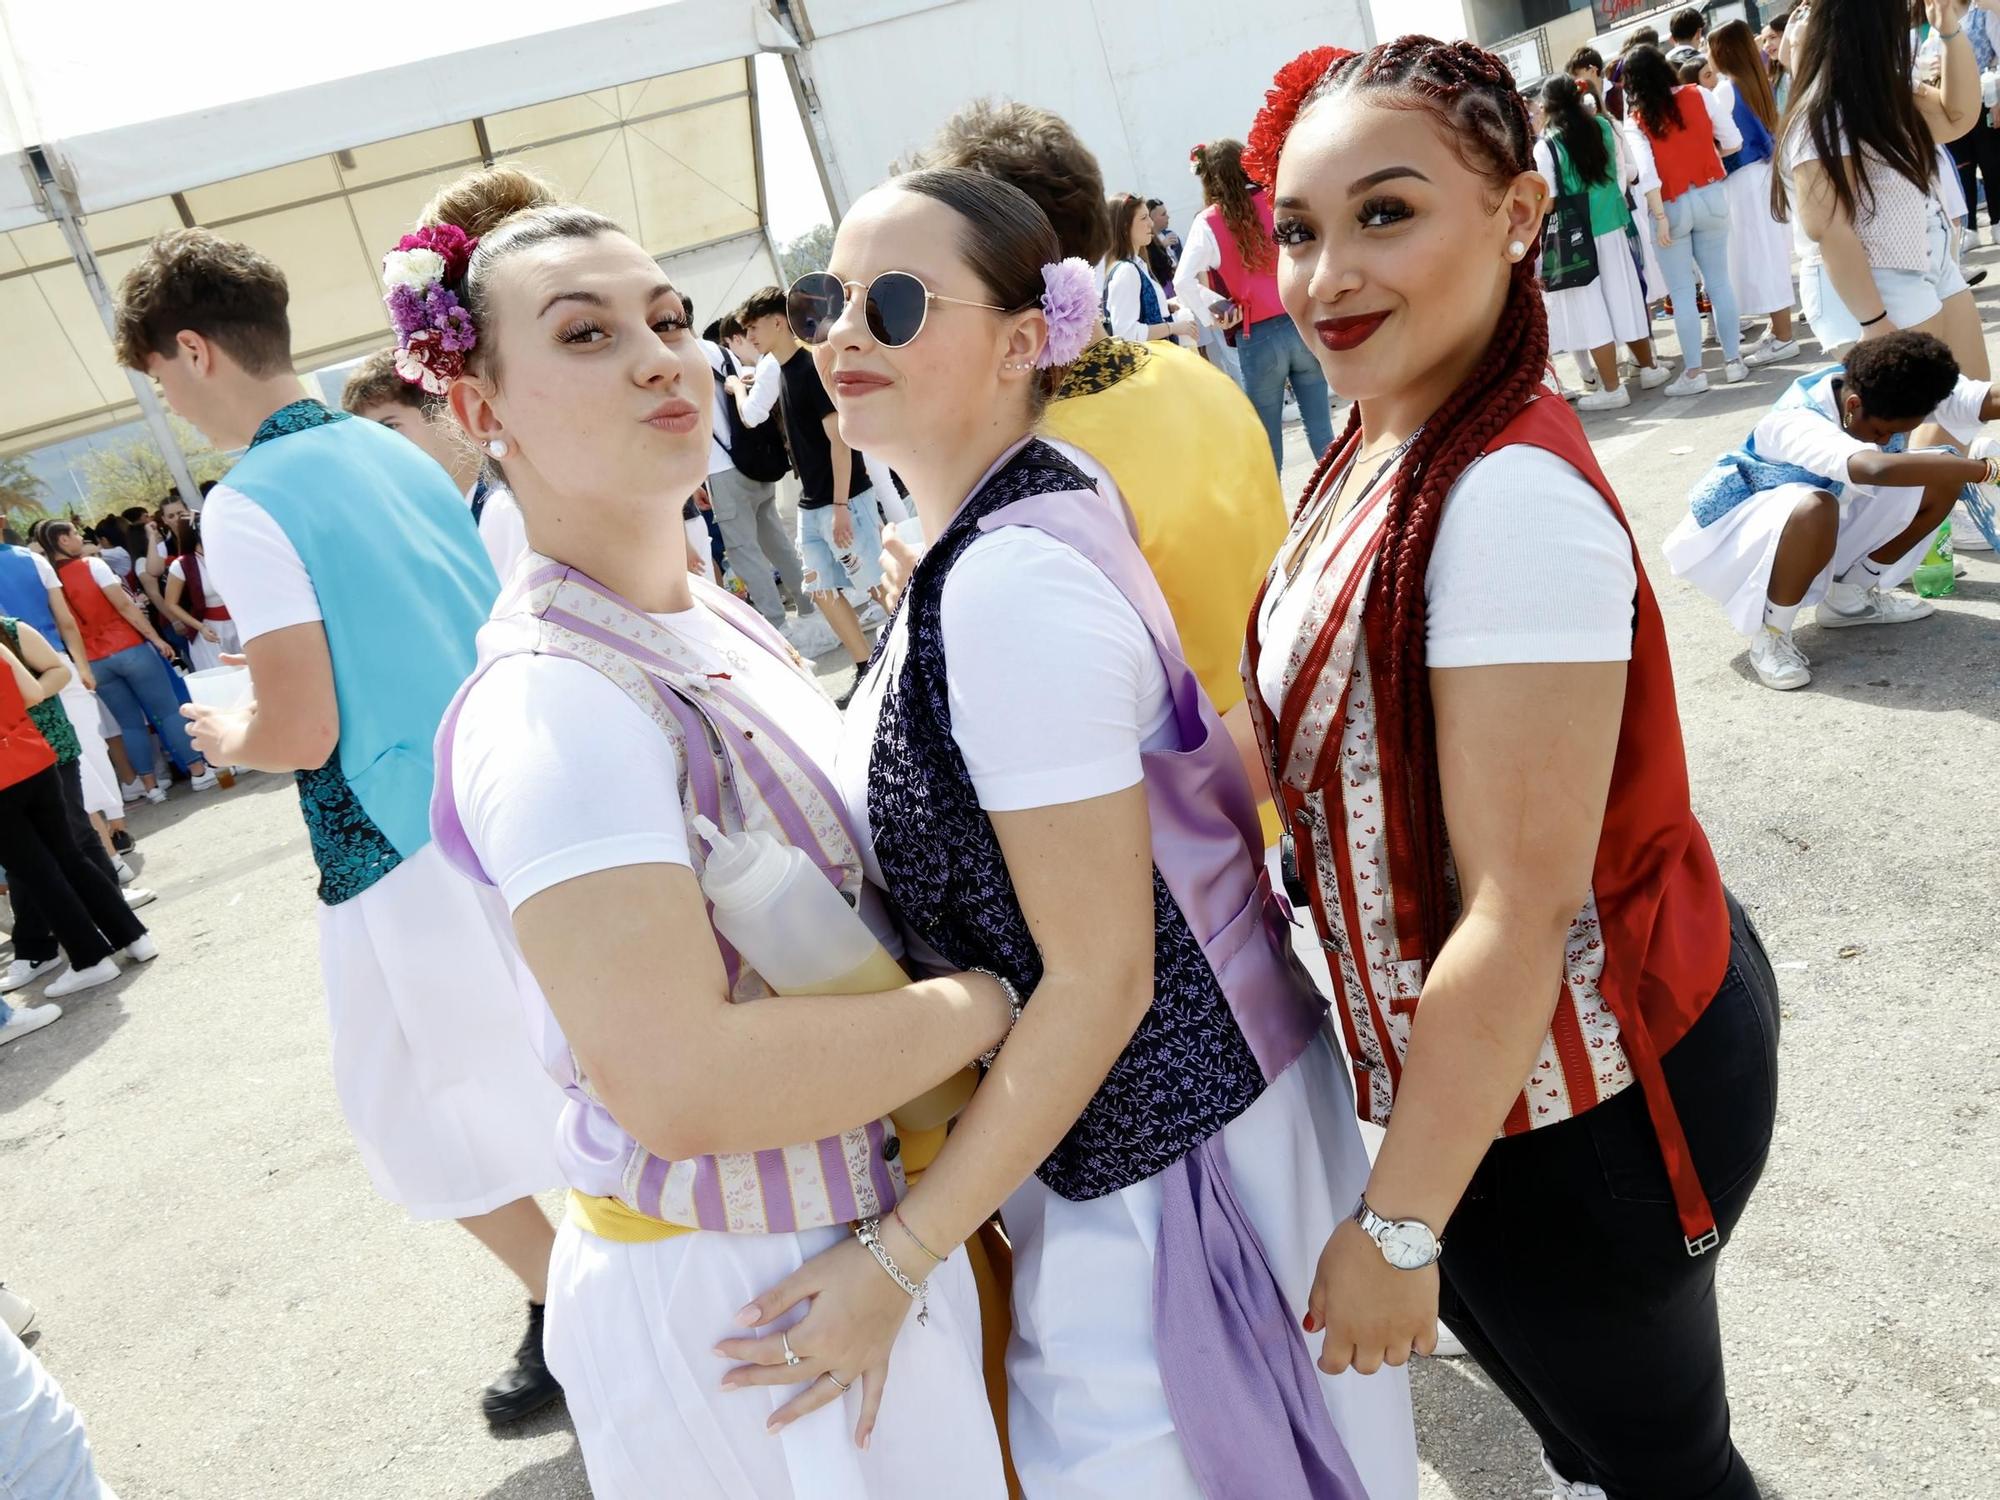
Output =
[{"x1": 0, "y1": 0, "x2": 799, "y2": 457}]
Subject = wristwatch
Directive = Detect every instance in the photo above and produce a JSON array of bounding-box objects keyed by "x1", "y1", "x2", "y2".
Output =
[{"x1": 1354, "y1": 1197, "x2": 1442, "y2": 1271}]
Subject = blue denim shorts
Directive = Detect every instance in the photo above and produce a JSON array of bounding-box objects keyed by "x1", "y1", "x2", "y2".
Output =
[
  {"x1": 797, "y1": 488, "x2": 882, "y2": 593},
  {"x1": 1803, "y1": 202, "x2": 1968, "y2": 349}
]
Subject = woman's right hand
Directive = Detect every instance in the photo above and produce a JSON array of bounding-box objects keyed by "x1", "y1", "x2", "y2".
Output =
[
  {"x1": 1654, "y1": 215, "x2": 1673, "y2": 250},
  {"x1": 199, "y1": 624, "x2": 220, "y2": 644}
]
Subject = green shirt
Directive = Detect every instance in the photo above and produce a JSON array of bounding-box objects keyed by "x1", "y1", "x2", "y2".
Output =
[
  {"x1": 0, "y1": 617, "x2": 80, "y2": 764},
  {"x1": 1549, "y1": 116, "x2": 1635, "y2": 240}
]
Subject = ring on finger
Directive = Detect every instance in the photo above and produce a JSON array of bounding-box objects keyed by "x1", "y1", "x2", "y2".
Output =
[
  {"x1": 782, "y1": 1332, "x2": 802, "y2": 1368},
  {"x1": 825, "y1": 1371, "x2": 852, "y2": 1392}
]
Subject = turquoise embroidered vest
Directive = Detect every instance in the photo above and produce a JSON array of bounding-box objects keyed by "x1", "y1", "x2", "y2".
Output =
[{"x1": 224, "y1": 401, "x2": 497, "y2": 903}]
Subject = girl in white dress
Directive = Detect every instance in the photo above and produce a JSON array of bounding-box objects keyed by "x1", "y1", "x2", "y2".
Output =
[
  {"x1": 159, "y1": 518, "x2": 241, "y2": 672},
  {"x1": 1709, "y1": 20, "x2": 1801, "y2": 365}
]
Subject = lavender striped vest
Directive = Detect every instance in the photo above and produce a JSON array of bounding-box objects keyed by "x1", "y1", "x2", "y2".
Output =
[{"x1": 431, "y1": 556, "x2": 902, "y2": 1235}]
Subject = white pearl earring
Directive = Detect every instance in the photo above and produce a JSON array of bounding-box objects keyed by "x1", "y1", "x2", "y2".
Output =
[
  {"x1": 1507, "y1": 241, "x2": 1527, "y2": 261},
  {"x1": 486, "y1": 439, "x2": 509, "y2": 459}
]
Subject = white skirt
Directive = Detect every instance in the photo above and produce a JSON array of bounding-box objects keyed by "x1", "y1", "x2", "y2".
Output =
[
  {"x1": 1545, "y1": 225, "x2": 1651, "y2": 352},
  {"x1": 1662, "y1": 479, "x2": 1934, "y2": 636},
  {"x1": 58, "y1": 677, "x2": 123, "y2": 821},
  {"x1": 544, "y1": 1220, "x2": 1007, "y2": 1500},
  {"x1": 1000, "y1": 1033, "x2": 1418, "y2": 1500},
  {"x1": 315, "y1": 842, "x2": 565, "y2": 1219},
  {"x1": 1724, "y1": 161, "x2": 1797, "y2": 317},
  {"x1": 187, "y1": 619, "x2": 242, "y2": 674}
]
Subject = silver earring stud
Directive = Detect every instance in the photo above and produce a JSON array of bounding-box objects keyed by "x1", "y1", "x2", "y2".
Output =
[
  {"x1": 1507, "y1": 240, "x2": 1526, "y2": 261},
  {"x1": 486, "y1": 439, "x2": 509, "y2": 459}
]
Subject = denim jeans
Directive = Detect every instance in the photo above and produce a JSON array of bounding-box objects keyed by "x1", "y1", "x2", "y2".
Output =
[
  {"x1": 3, "y1": 1324, "x2": 118, "y2": 1498},
  {"x1": 1238, "y1": 315, "x2": 1336, "y2": 471},
  {"x1": 90, "y1": 641, "x2": 200, "y2": 775},
  {"x1": 1660, "y1": 180, "x2": 1743, "y2": 368}
]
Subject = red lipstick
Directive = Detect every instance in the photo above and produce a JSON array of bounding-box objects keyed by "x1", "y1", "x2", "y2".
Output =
[{"x1": 1315, "y1": 312, "x2": 1390, "y2": 352}]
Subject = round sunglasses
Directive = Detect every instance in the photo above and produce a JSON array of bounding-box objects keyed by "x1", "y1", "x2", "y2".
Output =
[{"x1": 786, "y1": 270, "x2": 1019, "y2": 349}]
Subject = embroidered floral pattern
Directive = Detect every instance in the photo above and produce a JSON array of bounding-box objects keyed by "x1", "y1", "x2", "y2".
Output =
[
  {"x1": 869, "y1": 440, "x2": 1263, "y2": 1203},
  {"x1": 1054, "y1": 336, "x2": 1149, "y2": 402},
  {"x1": 249, "y1": 399, "x2": 349, "y2": 449}
]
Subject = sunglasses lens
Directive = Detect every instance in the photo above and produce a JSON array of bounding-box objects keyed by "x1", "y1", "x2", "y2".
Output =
[
  {"x1": 787, "y1": 273, "x2": 844, "y2": 345},
  {"x1": 866, "y1": 272, "x2": 930, "y2": 347}
]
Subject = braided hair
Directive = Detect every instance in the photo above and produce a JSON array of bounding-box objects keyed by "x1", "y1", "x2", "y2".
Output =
[{"x1": 1291, "y1": 36, "x2": 1552, "y2": 960}]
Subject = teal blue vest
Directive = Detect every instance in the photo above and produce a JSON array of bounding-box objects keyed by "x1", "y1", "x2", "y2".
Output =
[{"x1": 224, "y1": 401, "x2": 497, "y2": 902}]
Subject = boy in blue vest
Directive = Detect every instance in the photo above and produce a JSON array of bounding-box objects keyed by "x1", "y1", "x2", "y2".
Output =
[
  {"x1": 1664, "y1": 331, "x2": 2000, "y2": 691},
  {"x1": 115, "y1": 229, "x2": 565, "y2": 1424}
]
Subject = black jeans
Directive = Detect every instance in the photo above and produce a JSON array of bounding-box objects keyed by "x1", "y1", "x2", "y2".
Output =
[
  {"x1": 10, "y1": 759, "x2": 127, "y2": 964},
  {"x1": 0, "y1": 764, "x2": 146, "y2": 969},
  {"x1": 1437, "y1": 894, "x2": 1779, "y2": 1499},
  {"x1": 1950, "y1": 112, "x2": 2000, "y2": 232}
]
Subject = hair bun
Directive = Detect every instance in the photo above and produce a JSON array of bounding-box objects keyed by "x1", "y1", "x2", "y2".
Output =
[{"x1": 419, "y1": 165, "x2": 560, "y2": 241}]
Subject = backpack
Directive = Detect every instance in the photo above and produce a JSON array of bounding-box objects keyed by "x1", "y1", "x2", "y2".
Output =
[{"x1": 712, "y1": 353, "x2": 792, "y2": 484}]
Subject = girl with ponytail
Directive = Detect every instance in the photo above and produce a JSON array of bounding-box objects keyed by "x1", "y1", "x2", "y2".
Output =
[
  {"x1": 1244, "y1": 37, "x2": 1776, "y2": 1498},
  {"x1": 1177, "y1": 138, "x2": 1338, "y2": 468}
]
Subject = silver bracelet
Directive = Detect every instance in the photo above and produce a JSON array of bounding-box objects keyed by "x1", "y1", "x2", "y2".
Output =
[
  {"x1": 969, "y1": 967, "x2": 1024, "y2": 1068},
  {"x1": 855, "y1": 1216, "x2": 930, "y2": 1326}
]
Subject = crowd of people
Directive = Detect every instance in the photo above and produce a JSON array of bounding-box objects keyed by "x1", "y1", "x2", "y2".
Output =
[{"x1": 6, "y1": 5, "x2": 2000, "y2": 1500}]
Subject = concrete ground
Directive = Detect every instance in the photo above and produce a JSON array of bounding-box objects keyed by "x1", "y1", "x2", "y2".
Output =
[{"x1": 5, "y1": 261, "x2": 1998, "y2": 1499}]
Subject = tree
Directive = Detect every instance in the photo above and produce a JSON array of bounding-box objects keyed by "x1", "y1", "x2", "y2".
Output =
[
  {"x1": 0, "y1": 454, "x2": 54, "y2": 539},
  {"x1": 778, "y1": 223, "x2": 835, "y2": 288},
  {"x1": 71, "y1": 417, "x2": 233, "y2": 517}
]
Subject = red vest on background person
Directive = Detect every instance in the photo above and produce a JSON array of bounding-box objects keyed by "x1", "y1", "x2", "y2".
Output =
[
  {"x1": 1246, "y1": 394, "x2": 1734, "y2": 1251},
  {"x1": 1646, "y1": 87, "x2": 1728, "y2": 202},
  {"x1": 178, "y1": 552, "x2": 230, "y2": 622},
  {"x1": 55, "y1": 558, "x2": 144, "y2": 661},
  {"x1": 0, "y1": 655, "x2": 57, "y2": 791},
  {"x1": 1198, "y1": 188, "x2": 1288, "y2": 329}
]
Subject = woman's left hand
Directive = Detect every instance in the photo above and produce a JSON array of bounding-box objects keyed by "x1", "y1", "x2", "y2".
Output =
[
  {"x1": 1305, "y1": 1220, "x2": 1439, "y2": 1375},
  {"x1": 715, "y1": 1235, "x2": 916, "y2": 1447}
]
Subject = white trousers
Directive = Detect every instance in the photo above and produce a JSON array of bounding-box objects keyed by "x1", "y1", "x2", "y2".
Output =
[
  {"x1": 56, "y1": 677, "x2": 121, "y2": 822},
  {"x1": 545, "y1": 1220, "x2": 1007, "y2": 1500},
  {"x1": 1001, "y1": 1035, "x2": 1419, "y2": 1500},
  {"x1": 316, "y1": 843, "x2": 564, "y2": 1219}
]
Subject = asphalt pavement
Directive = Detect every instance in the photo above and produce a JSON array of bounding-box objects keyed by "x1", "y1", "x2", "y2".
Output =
[{"x1": 4, "y1": 260, "x2": 1997, "y2": 1499}]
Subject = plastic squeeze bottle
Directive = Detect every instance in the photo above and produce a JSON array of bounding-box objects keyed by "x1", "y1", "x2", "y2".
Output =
[
  {"x1": 690, "y1": 816, "x2": 978, "y2": 1141},
  {"x1": 1913, "y1": 519, "x2": 1956, "y2": 599}
]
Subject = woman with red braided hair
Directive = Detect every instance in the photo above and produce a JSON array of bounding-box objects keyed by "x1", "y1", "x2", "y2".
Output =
[{"x1": 1242, "y1": 37, "x2": 1778, "y2": 1499}]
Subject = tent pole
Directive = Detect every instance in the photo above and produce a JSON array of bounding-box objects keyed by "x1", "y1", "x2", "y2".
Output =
[
  {"x1": 774, "y1": 3, "x2": 851, "y2": 220},
  {"x1": 29, "y1": 148, "x2": 203, "y2": 510}
]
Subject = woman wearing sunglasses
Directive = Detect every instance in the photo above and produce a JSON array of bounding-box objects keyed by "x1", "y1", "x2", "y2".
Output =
[
  {"x1": 720, "y1": 168, "x2": 1417, "y2": 1499},
  {"x1": 419, "y1": 166, "x2": 1010, "y2": 1499}
]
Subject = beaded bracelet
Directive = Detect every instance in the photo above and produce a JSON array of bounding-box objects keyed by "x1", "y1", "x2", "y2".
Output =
[
  {"x1": 969, "y1": 967, "x2": 1024, "y2": 1068},
  {"x1": 855, "y1": 1216, "x2": 930, "y2": 1326}
]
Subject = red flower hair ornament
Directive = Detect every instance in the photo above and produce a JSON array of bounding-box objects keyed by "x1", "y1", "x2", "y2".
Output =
[{"x1": 1243, "y1": 46, "x2": 1358, "y2": 189}]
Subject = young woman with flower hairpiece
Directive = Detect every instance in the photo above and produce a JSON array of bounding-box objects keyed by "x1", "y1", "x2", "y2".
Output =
[
  {"x1": 715, "y1": 166, "x2": 1417, "y2": 1500},
  {"x1": 1243, "y1": 37, "x2": 1778, "y2": 1498}
]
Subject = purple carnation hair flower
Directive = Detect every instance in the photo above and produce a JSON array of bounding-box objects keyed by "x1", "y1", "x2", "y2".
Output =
[
  {"x1": 437, "y1": 304, "x2": 478, "y2": 354},
  {"x1": 386, "y1": 283, "x2": 428, "y2": 335}
]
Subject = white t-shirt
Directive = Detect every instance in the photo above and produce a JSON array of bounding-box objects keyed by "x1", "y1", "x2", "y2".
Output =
[
  {"x1": 199, "y1": 484, "x2": 323, "y2": 645},
  {"x1": 83, "y1": 557, "x2": 123, "y2": 592},
  {"x1": 474, "y1": 484, "x2": 530, "y2": 582},
  {"x1": 704, "y1": 339, "x2": 739, "y2": 476},
  {"x1": 1757, "y1": 372, "x2": 1991, "y2": 492},
  {"x1": 737, "y1": 352, "x2": 782, "y2": 429},
  {"x1": 30, "y1": 552, "x2": 59, "y2": 592},
  {"x1": 165, "y1": 554, "x2": 227, "y2": 611},
  {"x1": 451, "y1": 599, "x2": 898, "y2": 949},
  {"x1": 839, "y1": 521, "x2": 1177, "y2": 888},
  {"x1": 1256, "y1": 445, "x2": 1637, "y2": 716},
  {"x1": 1782, "y1": 98, "x2": 1938, "y2": 273}
]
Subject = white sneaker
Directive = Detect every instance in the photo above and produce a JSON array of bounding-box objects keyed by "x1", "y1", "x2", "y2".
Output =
[
  {"x1": 1538, "y1": 1451, "x2": 1609, "y2": 1499},
  {"x1": 122, "y1": 934, "x2": 159, "y2": 963},
  {"x1": 0, "y1": 1282, "x2": 35, "y2": 1337},
  {"x1": 123, "y1": 888, "x2": 157, "y2": 911},
  {"x1": 188, "y1": 768, "x2": 219, "y2": 792},
  {"x1": 0, "y1": 1002, "x2": 61, "y2": 1049},
  {"x1": 1577, "y1": 363, "x2": 1602, "y2": 391},
  {"x1": 120, "y1": 779, "x2": 144, "y2": 805},
  {"x1": 1722, "y1": 359, "x2": 1750, "y2": 384},
  {"x1": 1637, "y1": 365, "x2": 1672, "y2": 390},
  {"x1": 781, "y1": 615, "x2": 842, "y2": 659},
  {"x1": 1576, "y1": 386, "x2": 1632, "y2": 412},
  {"x1": 44, "y1": 957, "x2": 120, "y2": 998},
  {"x1": 113, "y1": 858, "x2": 135, "y2": 886},
  {"x1": 143, "y1": 786, "x2": 167, "y2": 805},
  {"x1": 1744, "y1": 337, "x2": 1799, "y2": 367},
  {"x1": 1431, "y1": 1321, "x2": 1467, "y2": 1358},
  {"x1": 1663, "y1": 369, "x2": 1710, "y2": 398},
  {"x1": 1, "y1": 956, "x2": 64, "y2": 993},
  {"x1": 1749, "y1": 628, "x2": 1812, "y2": 691},
  {"x1": 853, "y1": 600, "x2": 890, "y2": 633},
  {"x1": 1817, "y1": 582, "x2": 1936, "y2": 627}
]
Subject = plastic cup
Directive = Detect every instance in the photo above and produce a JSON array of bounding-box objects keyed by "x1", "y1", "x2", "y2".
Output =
[{"x1": 184, "y1": 666, "x2": 252, "y2": 711}]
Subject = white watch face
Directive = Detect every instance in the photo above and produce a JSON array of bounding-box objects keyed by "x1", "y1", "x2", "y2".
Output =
[{"x1": 1378, "y1": 1220, "x2": 1438, "y2": 1270}]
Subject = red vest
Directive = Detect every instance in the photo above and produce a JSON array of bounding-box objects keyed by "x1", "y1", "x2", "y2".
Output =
[
  {"x1": 1648, "y1": 87, "x2": 1728, "y2": 202},
  {"x1": 1247, "y1": 395, "x2": 1733, "y2": 1250},
  {"x1": 1199, "y1": 189, "x2": 1288, "y2": 329},
  {"x1": 0, "y1": 655, "x2": 56, "y2": 791},
  {"x1": 57, "y1": 558, "x2": 143, "y2": 661}
]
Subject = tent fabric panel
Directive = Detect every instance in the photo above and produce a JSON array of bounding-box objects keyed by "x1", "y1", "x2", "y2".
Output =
[
  {"x1": 0, "y1": 262, "x2": 129, "y2": 443},
  {"x1": 183, "y1": 157, "x2": 344, "y2": 226},
  {"x1": 218, "y1": 200, "x2": 388, "y2": 360},
  {"x1": 623, "y1": 97, "x2": 761, "y2": 253},
  {"x1": 658, "y1": 229, "x2": 780, "y2": 330}
]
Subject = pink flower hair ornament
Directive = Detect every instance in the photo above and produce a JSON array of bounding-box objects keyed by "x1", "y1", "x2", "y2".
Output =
[
  {"x1": 381, "y1": 225, "x2": 480, "y2": 392},
  {"x1": 1036, "y1": 258, "x2": 1099, "y2": 369}
]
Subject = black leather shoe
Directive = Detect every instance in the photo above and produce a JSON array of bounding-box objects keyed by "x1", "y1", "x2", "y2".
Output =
[{"x1": 481, "y1": 1301, "x2": 563, "y2": 1425}]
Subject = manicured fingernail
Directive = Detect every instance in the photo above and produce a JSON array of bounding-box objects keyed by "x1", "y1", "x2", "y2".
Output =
[
  {"x1": 766, "y1": 1417, "x2": 784, "y2": 1434},
  {"x1": 1302, "y1": 1313, "x2": 1319, "y2": 1333},
  {"x1": 735, "y1": 1304, "x2": 760, "y2": 1327},
  {"x1": 712, "y1": 1346, "x2": 731, "y2": 1359},
  {"x1": 720, "y1": 1378, "x2": 739, "y2": 1391}
]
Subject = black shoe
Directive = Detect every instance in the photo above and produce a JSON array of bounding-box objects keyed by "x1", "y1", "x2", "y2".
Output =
[
  {"x1": 833, "y1": 665, "x2": 863, "y2": 711},
  {"x1": 1969, "y1": 268, "x2": 1989, "y2": 287},
  {"x1": 481, "y1": 1301, "x2": 562, "y2": 1426},
  {"x1": 111, "y1": 831, "x2": 134, "y2": 855}
]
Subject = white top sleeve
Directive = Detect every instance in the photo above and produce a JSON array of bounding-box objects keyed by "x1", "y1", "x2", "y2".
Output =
[
  {"x1": 1105, "y1": 261, "x2": 1147, "y2": 343},
  {"x1": 477, "y1": 487, "x2": 531, "y2": 581},
  {"x1": 1933, "y1": 374, "x2": 1993, "y2": 445},
  {"x1": 85, "y1": 557, "x2": 119, "y2": 590},
  {"x1": 1624, "y1": 120, "x2": 1663, "y2": 195},
  {"x1": 1173, "y1": 215, "x2": 1226, "y2": 328},
  {"x1": 1701, "y1": 86, "x2": 1745, "y2": 156},
  {"x1": 1425, "y1": 447, "x2": 1637, "y2": 667},
  {"x1": 199, "y1": 484, "x2": 324, "y2": 643},
  {"x1": 940, "y1": 528, "x2": 1175, "y2": 811},
  {"x1": 738, "y1": 352, "x2": 783, "y2": 428},
  {"x1": 452, "y1": 654, "x2": 692, "y2": 911},
  {"x1": 32, "y1": 553, "x2": 58, "y2": 590},
  {"x1": 1753, "y1": 406, "x2": 1872, "y2": 482},
  {"x1": 166, "y1": 557, "x2": 186, "y2": 583},
  {"x1": 1533, "y1": 138, "x2": 1557, "y2": 184}
]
